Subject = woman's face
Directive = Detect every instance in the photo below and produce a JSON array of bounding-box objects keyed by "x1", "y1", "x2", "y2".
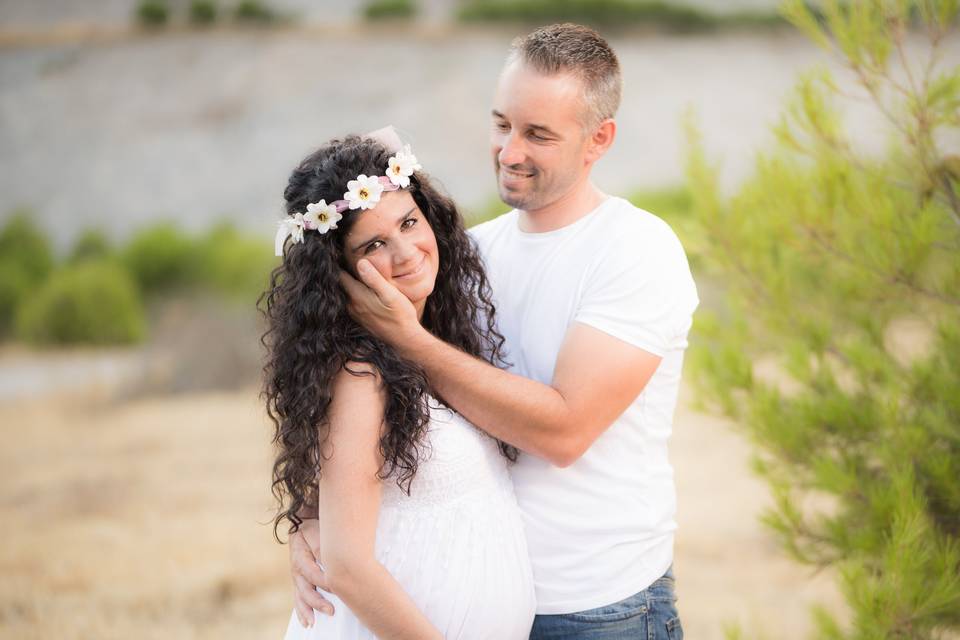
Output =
[{"x1": 342, "y1": 190, "x2": 440, "y2": 319}]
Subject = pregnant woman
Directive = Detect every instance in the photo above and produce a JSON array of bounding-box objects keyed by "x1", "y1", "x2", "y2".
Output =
[{"x1": 261, "y1": 134, "x2": 536, "y2": 639}]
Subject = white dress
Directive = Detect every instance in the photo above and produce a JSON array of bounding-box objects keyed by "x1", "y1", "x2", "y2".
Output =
[{"x1": 283, "y1": 398, "x2": 536, "y2": 639}]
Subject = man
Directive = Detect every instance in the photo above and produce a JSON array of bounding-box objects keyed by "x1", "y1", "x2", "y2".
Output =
[{"x1": 291, "y1": 23, "x2": 697, "y2": 639}]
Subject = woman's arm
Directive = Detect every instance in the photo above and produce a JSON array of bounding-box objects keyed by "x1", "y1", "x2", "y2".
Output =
[{"x1": 317, "y1": 363, "x2": 442, "y2": 640}]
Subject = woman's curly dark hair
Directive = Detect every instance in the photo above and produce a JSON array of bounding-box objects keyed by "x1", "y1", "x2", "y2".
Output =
[{"x1": 260, "y1": 135, "x2": 515, "y2": 541}]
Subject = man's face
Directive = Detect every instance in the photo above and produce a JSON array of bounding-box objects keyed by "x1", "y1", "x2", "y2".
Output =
[{"x1": 491, "y1": 61, "x2": 591, "y2": 213}]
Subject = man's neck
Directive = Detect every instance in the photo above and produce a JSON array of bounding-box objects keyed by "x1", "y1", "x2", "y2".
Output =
[{"x1": 517, "y1": 180, "x2": 608, "y2": 233}]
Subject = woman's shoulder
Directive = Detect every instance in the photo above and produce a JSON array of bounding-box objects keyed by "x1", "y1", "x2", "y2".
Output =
[{"x1": 330, "y1": 361, "x2": 385, "y2": 410}]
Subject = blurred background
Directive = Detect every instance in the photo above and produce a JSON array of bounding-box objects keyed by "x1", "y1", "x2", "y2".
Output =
[{"x1": 2, "y1": 1, "x2": 957, "y2": 639}]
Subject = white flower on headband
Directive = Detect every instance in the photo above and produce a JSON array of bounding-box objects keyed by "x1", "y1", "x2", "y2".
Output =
[
  {"x1": 386, "y1": 145, "x2": 422, "y2": 188},
  {"x1": 274, "y1": 213, "x2": 305, "y2": 256},
  {"x1": 345, "y1": 174, "x2": 385, "y2": 211},
  {"x1": 304, "y1": 200, "x2": 342, "y2": 234}
]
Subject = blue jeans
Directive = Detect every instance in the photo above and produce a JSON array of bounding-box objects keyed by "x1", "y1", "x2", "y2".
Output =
[{"x1": 528, "y1": 567, "x2": 683, "y2": 639}]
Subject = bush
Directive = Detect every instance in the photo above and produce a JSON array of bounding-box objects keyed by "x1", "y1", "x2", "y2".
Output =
[
  {"x1": 121, "y1": 223, "x2": 202, "y2": 294},
  {"x1": 628, "y1": 185, "x2": 692, "y2": 221},
  {"x1": 457, "y1": 0, "x2": 786, "y2": 30},
  {"x1": 0, "y1": 263, "x2": 32, "y2": 339},
  {"x1": 465, "y1": 195, "x2": 512, "y2": 227},
  {"x1": 189, "y1": 0, "x2": 218, "y2": 24},
  {"x1": 0, "y1": 211, "x2": 53, "y2": 283},
  {"x1": 458, "y1": 0, "x2": 712, "y2": 30},
  {"x1": 198, "y1": 222, "x2": 277, "y2": 300},
  {"x1": 686, "y1": 1, "x2": 960, "y2": 636},
  {"x1": 68, "y1": 229, "x2": 113, "y2": 265},
  {"x1": 363, "y1": 0, "x2": 417, "y2": 20},
  {"x1": 234, "y1": 0, "x2": 276, "y2": 23},
  {"x1": 0, "y1": 211, "x2": 53, "y2": 336},
  {"x1": 16, "y1": 261, "x2": 146, "y2": 346},
  {"x1": 136, "y1": 0, "x2": 170, "y2": 27}
]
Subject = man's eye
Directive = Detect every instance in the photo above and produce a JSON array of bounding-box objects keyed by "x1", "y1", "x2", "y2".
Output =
[
  {"x1": 363, "y1": 241, "x2": 383, "y2": 254},
  {"x1": 495, "y1": 122, "x2": 510, "y2": 131}
]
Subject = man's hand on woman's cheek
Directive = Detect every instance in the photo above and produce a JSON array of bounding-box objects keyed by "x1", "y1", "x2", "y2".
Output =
[{"x1": 338, "y1": 260, "x2": 422, "y2": 344}]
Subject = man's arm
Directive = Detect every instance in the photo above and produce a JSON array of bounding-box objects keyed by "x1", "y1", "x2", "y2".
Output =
[{"x1": 340, "y1": 261, "x2": 661, "y2": 467}]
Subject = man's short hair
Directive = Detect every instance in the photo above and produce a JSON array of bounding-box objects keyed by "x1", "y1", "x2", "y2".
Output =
[{"x1": 506, "y1": 23, "x2": 622, "y2": 131}]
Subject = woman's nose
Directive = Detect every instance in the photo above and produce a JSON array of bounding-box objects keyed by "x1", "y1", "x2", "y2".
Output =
[{"x1": 393, "y1": 237, "x2": 419, "y2": 265}]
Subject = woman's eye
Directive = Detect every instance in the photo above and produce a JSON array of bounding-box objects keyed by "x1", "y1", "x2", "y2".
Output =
[
  {"x1": 363, "y1": 241, "x2": 383, "y2": 254},
  {"x1": 496, "y1": 123, "x2": 510, "y2": 131},
  {"x1": 401, "y1": 217, "x2": 417, "y2": 230}
]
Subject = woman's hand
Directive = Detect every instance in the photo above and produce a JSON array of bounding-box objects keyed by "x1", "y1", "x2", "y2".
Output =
[{"x1": 290, "y1": 519, "x2": 334, "y2": 626}]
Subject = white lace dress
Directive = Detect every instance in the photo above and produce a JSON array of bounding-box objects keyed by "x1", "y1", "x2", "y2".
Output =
[{"x1": 283, "y1": 398, "x2": 536, "y2": 639}]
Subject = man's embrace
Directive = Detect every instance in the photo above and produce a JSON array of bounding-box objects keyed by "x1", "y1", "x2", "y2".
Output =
[{"x1": 295, "y1": 23, "x2": 697, "y2": 639}]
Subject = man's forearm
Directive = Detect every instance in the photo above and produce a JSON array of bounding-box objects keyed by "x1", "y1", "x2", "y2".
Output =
[{"x1": 399, "y1": 328, "x2": 580, "y2": 465}]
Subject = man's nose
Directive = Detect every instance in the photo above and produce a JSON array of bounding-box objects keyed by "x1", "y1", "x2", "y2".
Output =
[{"x1": 498, "y1": 132, "x2": 526, "y2": 167}]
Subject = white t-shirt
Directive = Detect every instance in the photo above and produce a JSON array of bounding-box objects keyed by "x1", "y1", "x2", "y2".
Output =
[{"x1": 469, "y1": 196, "x2": 699, "y2": 615}]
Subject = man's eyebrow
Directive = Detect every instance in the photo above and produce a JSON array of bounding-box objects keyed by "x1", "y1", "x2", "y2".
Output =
[{"x1": 349, "y1": 206, "x2": 418, "y2": 252}]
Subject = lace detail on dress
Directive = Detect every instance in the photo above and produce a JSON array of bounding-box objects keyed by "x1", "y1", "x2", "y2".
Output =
[{"x1": 379, "y1": 398, "x2": 516, "y2": 512}]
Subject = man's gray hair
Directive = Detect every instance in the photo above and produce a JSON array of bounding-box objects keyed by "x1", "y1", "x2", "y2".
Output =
[{"x1": 506, "y1": 23, "x2": 622, "y2": 132}]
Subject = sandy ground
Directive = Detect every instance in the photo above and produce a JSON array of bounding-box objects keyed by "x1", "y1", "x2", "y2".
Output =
[{"x1": 0, "y1": 377, "x2": 843, "y2": 639}]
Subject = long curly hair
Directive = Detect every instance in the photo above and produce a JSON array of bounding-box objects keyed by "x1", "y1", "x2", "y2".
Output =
[{"x1": 260, "y1": 135, "x2": 514, "y2": 541}]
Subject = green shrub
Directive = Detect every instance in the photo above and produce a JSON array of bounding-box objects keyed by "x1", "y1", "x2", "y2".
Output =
[
  {"x1": 136, "y1": 0, "x2": 170, "y2": 27},
  {"x1": 121, "y1": 223, "x2": 202, "y2": 294},
  {"x1": 458, "y1": 0, "x2": 712, "y2": 29},
  {"x1": 363, "y1": 0, "x2": 417, "y2": 20},
  {"x1": 189, "y1": 0, "x2": 218, "y2": 24},
  {"x1": 234, "y1": 0, "x2": 276, "y2": 23},
  {"x1": 0, "y1": 211, "x2": 53, "y2": 283},
  {"x1": 16, "y1": 261, "x2": 146, "y2": 346},
  {"x1": 68, "y1": 229, "x2": 113, "y2": 265},
  {"x1": 0, "y1": 211, "x2": 53, "y2": 335},
  {"x1": 686, "y1": 1, "x2": 960, "y2": 636},
  {"x1": 465, "y1": 195, "x2": 512, "y2": 227},
  {"x1": 456, "y1": 0, "x2": 786, "y2": 30},
  {"x1": 198, "y1": 222, "x2": 277, "y2": 300},
  {"x1": 0, "y1": 262, "x2": 32, "y2": 338},
  {"x1": 628, "y1": 185, "x2": 693, "y2": 221}
]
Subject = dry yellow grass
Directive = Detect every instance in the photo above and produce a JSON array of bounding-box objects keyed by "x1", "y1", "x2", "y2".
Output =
[
  {"x1": 0, "y1": 383, "x2": 841, "y2": 639},
  {"x1": 0, "y1": 388, "x2": 289, "y2": 640}
]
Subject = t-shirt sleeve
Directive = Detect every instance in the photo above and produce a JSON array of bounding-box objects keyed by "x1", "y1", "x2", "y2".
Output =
[{"x1": 574, "y1": 226, "x2": 699, "y2": 357}]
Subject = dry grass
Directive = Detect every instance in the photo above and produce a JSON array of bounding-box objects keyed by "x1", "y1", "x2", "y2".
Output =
[
  {"x1": 0, "y1": 389, "x2": 289, "y2": 640},
  {"x1": 0, "y1": 380, "x2": 842, "y2": 639}
]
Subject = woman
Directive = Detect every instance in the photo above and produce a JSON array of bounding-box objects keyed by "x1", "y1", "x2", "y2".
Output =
[{"x1": 261, "y1": 135, "x2": 536, "y2": 639}]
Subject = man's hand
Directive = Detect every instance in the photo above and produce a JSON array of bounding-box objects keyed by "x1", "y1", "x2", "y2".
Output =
[
  {"x1": 290, "y1": 519, "x2": 334, "y2": 626},
  {"x1": 338, "y1": 259, "x2": 423, "y2": 347}
]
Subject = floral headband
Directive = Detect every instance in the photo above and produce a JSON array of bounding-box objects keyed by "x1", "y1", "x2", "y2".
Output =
[{"x1": 274, "y1": 144, "x2": 422, "y2": 257}]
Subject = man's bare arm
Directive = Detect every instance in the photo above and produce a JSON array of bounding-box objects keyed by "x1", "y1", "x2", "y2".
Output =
[{"x1": 340, "y1": 262, "x2": 661, "y2": 466}]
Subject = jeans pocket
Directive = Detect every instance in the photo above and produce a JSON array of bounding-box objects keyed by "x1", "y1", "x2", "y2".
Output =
[
  {"x1": 562, "y1": 592, "x2": 648, "y2": 623},
  {"x1": 666, "y1": 615, "x2": 683, "y2": 640}
]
